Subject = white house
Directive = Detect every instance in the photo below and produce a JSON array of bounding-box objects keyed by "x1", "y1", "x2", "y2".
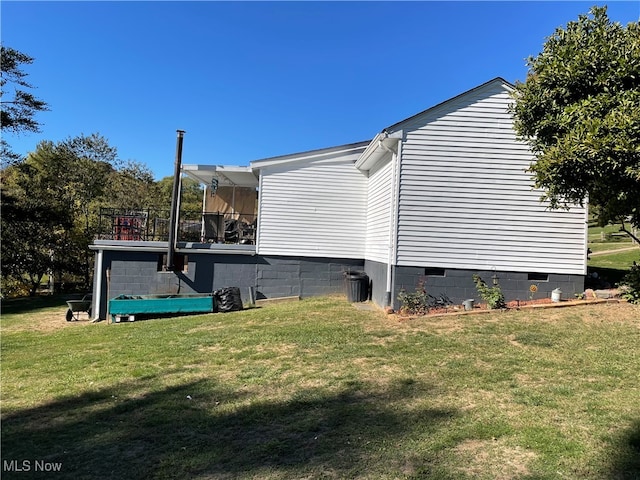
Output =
[{"x1": 90, "y1": 77, "x2": 587, "y2": 319}]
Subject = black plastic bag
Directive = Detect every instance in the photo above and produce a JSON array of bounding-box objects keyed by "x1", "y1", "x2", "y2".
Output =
[{"x1": 214, "y1": 287, "x2": 243, "y2": 313}]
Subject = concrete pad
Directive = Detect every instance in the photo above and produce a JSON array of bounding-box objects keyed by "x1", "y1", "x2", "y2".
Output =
[
  {"x1": 352, "y1": 302, "x2": 378, "y2": 311},
  {"x1": 255, "y1": 296, "x2": 300, "y2": 306}
]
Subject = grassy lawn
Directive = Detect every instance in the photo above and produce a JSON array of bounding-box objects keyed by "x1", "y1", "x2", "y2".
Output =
[
  {"x1": 587, "y1": 223, "x2": 637, "y2": 243},
  {"x1": 589, "y1": 249, "x2": 640, "y2": 270},
  {"x1": 586, "y1": 220, "x2": 639, "y2": 288},
  {"x1": 588, "y1": 242, "x2": 639, "y2": 254},
  {"x1": 587, "y1": 247, "x2": 640, "y2": 288},
  {"x1": 2, "y1": 297, "x2": 639, "y2": 479}
]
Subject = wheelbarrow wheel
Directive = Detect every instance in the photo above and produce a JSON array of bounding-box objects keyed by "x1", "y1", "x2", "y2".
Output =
[{"x1": 66, "y1": 308, "x2": 74, "y2": 322}]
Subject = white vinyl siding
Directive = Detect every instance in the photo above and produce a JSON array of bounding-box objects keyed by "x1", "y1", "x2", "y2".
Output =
[
  {"x1": 365, "y1": 155, "x2": 393, "y2": 263},
  {"x1": 395, "y1": 82, "x2": 587, "y2": 274},
  {"x1": 257, "y1": 155, "x2": 368, "y2": 258}
]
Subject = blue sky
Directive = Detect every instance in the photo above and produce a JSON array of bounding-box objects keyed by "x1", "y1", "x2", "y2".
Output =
[{"x1": 2, "y1": 1, "x2": 639, "y2": 180}]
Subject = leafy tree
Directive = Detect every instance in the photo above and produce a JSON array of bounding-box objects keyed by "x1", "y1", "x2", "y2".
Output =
[
  {"x1": 1, "y1": 134, "x2": 118, "y2": 294},
  {"x1": 1, "y1": 46, "x2": 49, "y2": 166},
  {"x1": 61, "y1": 134, "x2": 117, "y2": 286},
  {"x1": 1, "y1": 164, "x2": 74, "y2": 296},
  {"x1": 156, "y1": 175, "x2": 203, "y2": 213},
  {"x1": 107, "y1": 160, "x2": 160, "y2": 210},
  {"x1": 0, "y1": 124, "x2": 203, "y2": 296},
  {"x1": 511, "y1": 6, "x2": 640, "y2": 242}
]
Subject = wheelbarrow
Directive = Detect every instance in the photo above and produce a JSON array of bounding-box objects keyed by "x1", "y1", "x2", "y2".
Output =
[{"x1": 65, "y1": 294, "x2": 92, "y2": 321}]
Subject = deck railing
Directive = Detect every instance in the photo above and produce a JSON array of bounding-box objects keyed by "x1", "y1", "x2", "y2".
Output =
[{"x1": 96, "y1": 208, "x2": 257, "y2": 244}]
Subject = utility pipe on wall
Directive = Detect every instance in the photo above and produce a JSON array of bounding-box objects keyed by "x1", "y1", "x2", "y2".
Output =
[
  {"x1": 92, "y1": 249, "x2": 103, "y2": 322},
  {"x1": 388, "y1": 138, "x2": 402, "y2": 307},
  {"x1": 381, "y1": 133, "x2": 401, "y2": 307},
  {"x1": 200, "y1": 184, "x2": 208, "y2": 242},
  {"x1": 167, "y1": 130, "x2": 185, "y2": 270},
  {"x1": 385, "y1": 143, "x2": 399, "y2": 307}
]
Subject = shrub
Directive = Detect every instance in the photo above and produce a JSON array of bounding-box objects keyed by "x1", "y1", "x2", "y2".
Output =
[
  {"x1": 397, "y1": 279, "x2": 452, "y2": 315},
  {"x1": 620, "y1": 262, "x2": 640, "y2": 304},
  {"x1": 0, "y1": 276, "x2": 31, "y2": 298},
  {"x1": 472, "y1": 274, "x2": 506, "y2": 309}
]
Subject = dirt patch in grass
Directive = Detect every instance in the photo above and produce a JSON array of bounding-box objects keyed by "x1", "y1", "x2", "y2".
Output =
[
  {"x1": 1, "y1": 306, "x2": 95, "y2": 333},
  {"x1": 185, "y1": 322, "x2": 228, "y2": 334},
  {"x1": 513, "y1": 301, "x2": 640, "y2": 326},
  {"x1": 393, "y1": 314, "x2": 467, "y2": 335},
  {"x1": 454, "y1": 439, "x2": 537, "y2": 479},
  {"x1": 576, "y1": 302, "x2": 640, "y2": 325}
]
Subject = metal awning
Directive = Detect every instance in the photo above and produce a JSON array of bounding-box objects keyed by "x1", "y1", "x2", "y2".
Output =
[{"x1": 182, "y1": 164, "x2": 259, "y2": 188}]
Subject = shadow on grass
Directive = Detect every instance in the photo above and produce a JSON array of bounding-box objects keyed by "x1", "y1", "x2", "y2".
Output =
[
  {"x1": 586, "y1": 266, "x2": 629, "y2": 289},
  {"x1": 2, "y1": 377, "x2": 456, "y2": 479},
  {"x1": 610, "y1": 419, "x2": 640, "y2": 479},
  {"x1": 1, "y1": 295, "x2": 77, "y2": 315}
]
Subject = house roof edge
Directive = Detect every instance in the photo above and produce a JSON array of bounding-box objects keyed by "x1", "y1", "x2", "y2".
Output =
[{"x1": 384, "y1": 76, "x2": 515, "y2": 133}]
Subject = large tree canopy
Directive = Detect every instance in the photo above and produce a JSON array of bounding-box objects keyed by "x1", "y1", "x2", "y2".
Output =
[
  {"x1": 1, "y1": 134, "x2": 117, "y2": 294},
  {"x1": 0, "y1": 131, "x2": 205, "y2": 296},
  {"x1": 511, "y1": 6, "x2": 640, "y2": 240},
  {"x1": 0, "y1": 46, "x2": 49, "y2": 166}
]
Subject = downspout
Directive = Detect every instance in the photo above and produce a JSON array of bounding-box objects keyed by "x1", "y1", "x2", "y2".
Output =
[
  {"x1": 379, "y1": 140, "x2": 398, "y2": 307},
  {"x1": 255, "y1": 171, "x2": 263, "y2": 254},
  {"x1": 200, "y1": 184, "x2": 208, "y2": 242},
  {"x1": 583, "y1": 199, "x2": 589, "y2": 275},
  {"x1": 92, "y1": 249, "x2": 103, "y2": 321},
  {"x1": 167, "y1": 130, "x2": 185, "y2": 270},
  {"x1": 232, "y1": 185, "x2": 236, "y2": 217},
  {"x1": 385, "y1": 136, "x2": 402, "y2": 307}
]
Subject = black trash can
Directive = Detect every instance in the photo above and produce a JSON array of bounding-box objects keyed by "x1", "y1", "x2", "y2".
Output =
[{"x1": 345, "y1": 272, "x2": 369, "y2": 302}]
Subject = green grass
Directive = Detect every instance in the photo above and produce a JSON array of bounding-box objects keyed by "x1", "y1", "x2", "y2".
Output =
[
  {"x1": 589, "y1": 249, "x2": 640, "y2": 270},
  {"x1": 1, "y1": 295, "x2": 70, "y2": 314},
  {"x1": 586, "y1": 221, "x2": 638, "y2": 285},
  {"x1": 2, "y1": 297, "x2": 640, "y2": 479},
  {"x1": 588, "y1": 248, "x2": 640, "y2": 288},
  {"x1": 587, "y1": 222, "x2": 636, "y2": 242},
  {"x1": 588, "y1": 242, "x2": 638, "y2": 253},
  {"x1": 586, "y1": 232, "x2": 639, "y2": 288}
]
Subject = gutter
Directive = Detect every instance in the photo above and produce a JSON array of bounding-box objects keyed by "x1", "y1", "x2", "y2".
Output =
[
  {"x1": 249, "y1": 141, "x2": 369, "y2": 170},
  {"x1": 355, "y1": 130, "x2": 402, "y2": 172}
]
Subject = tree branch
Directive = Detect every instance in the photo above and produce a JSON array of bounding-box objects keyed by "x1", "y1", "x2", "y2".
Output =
[{"x1": 620, "y1": 221, "x2": 640, "y2": 245}]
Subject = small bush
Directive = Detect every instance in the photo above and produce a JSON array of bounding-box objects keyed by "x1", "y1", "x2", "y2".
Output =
[
  {"x1": 0, "y1": 276, "x2": 31, "y2": 298},
  {"x1": 472, "y1": 274, "x2": 506, "y2": 309},
  {"x1": 620, "y1": 262, "x2": 640, "y2": 304},
  {"x1": 397, "y1": 279, "x2": 452, "y2": 315}
]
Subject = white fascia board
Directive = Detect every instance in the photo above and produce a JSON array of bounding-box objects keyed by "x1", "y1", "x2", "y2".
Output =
[
  {"x1": 89, "y1": 240, "x2": 256, "y2": 255},
  {"x1": 182, "y1": 164, "x2": 258, "y2": 187},
  {"x1": 355, "y1": 131, "x2": 403, "y2": 172},
  {"x1": 182, "y1": 164, "x2": 217, "y2": 185},
  {"x1": 250, "y1": 142, "x2": 369, "y2": 170},
  {"x1": 383, "y1": 77, "x2": 514, "y2": 133},
  {"x1": 355, "y1": 132, "x2": 384, "y2": 171},
  {"x1": 216, "y1": 166, "x2": 259, "y2": 187}
]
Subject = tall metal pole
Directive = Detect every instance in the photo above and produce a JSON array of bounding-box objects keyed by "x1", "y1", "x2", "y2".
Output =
[{"x1": 166, "y1": 130, "x2": 185, "y2": 270}]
